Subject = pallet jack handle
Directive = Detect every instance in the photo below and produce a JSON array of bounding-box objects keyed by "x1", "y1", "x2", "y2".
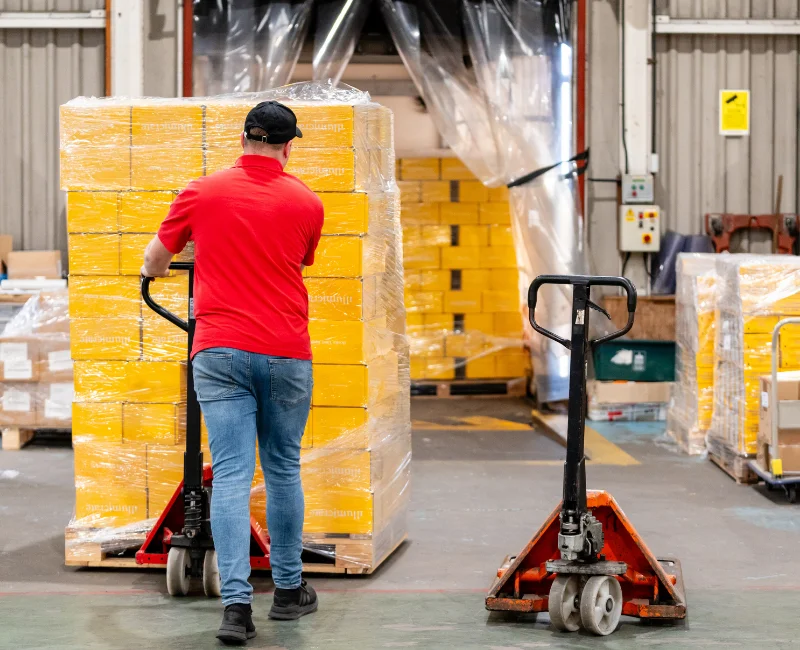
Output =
[
  {"x1": 142, "y1": 262, "x2": 194, "y2": 331},
  {"x1": 528, "y1": 275, "x2": 637, "y2": 349}
]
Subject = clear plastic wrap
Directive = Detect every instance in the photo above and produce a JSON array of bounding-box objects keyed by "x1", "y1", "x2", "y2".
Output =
[
  {"x1": 399, "y1": 156, "x2": 531, "y2": 381},
  {"x1": 313, "y1": 0, "x2": 372, "y2": 85},
  {"x1": 60, "y1": 82, "x2": 410, "y2": 573},
  {"x1": 192, "y1": 0, "x2": 313, "y2": 95},
  {"x1": 0, "y1": 290, "x2": 72, "y2": 429},
  {"x1": 709, "y1": 255, "x2": 800, "y2": 457},
  {"x1": 666, "y1": 254, "x2": 718, "y2": 455},
  {"x1": 380, "y1": 0, "x2": 587, "y2": 401}
]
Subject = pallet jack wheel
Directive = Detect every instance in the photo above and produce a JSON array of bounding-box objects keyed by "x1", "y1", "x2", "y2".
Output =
[
  {"x1": 203, "y1": 550, "x2": 222, "y2": 597},
  {"x1": 166, "y1": 547, "x2": 191, "y2": 597},
  {"x1": 788, "y1": 486, "x2": 798, "y2": 504},
  {"x1": 548, "y1": 575, "x2": 582, "y2": 632},
  {"x1": 580, "y1": 575, "x2": 623, "y2": 636}
]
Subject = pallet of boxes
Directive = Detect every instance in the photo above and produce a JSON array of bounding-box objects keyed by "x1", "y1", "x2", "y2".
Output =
[
  {"x1": 707, "y1": 255, "x2": 800, "y2": 483},
  {"x1": 61, "y1": 84, "x2": 411, "y2": 574},
  {"x1": 0, "y1": 252, "x2": 73, "y2": 451},
  {"x1": 397, "y1": 156, "x2": 531, "y2": 397}
]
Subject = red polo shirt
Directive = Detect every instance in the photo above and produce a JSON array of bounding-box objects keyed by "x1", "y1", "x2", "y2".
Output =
[{"x1": 157, "y1": 155, "x2": 324, "y2": 360}]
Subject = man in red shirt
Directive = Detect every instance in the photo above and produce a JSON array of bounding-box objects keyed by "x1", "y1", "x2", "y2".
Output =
[{"x1": 142, "y1": 101, "x2": 323, "y2": 645}]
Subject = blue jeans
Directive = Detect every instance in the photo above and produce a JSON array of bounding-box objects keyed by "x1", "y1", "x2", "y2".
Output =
[{"x1": 193, "y1": 347, "x2": 312, "y2": 606}]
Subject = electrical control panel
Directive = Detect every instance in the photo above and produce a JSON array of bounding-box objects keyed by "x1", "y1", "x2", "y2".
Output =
[
  {"x1": 622, "y1": 174, "x2": 655, "y2": 204},
  {"x1": 619, "y1": 205, "x2": 661, "y2": 252}
]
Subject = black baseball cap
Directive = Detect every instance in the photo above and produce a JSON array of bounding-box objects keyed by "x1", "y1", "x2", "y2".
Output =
[{"x1": 243, "y1": 101, "x2": 303, "y2": 144}]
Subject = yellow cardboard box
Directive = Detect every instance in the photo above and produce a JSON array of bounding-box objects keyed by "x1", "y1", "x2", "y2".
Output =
[
  {"x1": 403, "y1": 245, "x2": 441, "y2": 270},
  {"x1": 319, "y1": 193, "x2": 369, "y2": 235},
  {"x1": 420, "y1": 270, "x2": 450, "y2": 292},
  {"x1": 444, "y1": 290, "x2": 482, "y2": 314},
  {"x1": 125, "y1": 361, "x2": 187, "y2": 403},
  {"x1": 494, "y1": 312, "x2": 524, "y2": 337},
  {"x1": 483, "y1": 290, "x2": 520, "y2": 313},
  {"x1": 68, "y1": 234, "x2": 120, "y2": 276},
  {"x1": 405, "y1": 291, "x2": 443, "y2": 314},
  {"x1": 744, "y1": 315, "x2": 781, "y2": 334},
  {"x1": 60, "y1": 147, "x2": 131, "y2": 191},
  {"x1": 123, "y1": 403, "x2": 185, "y2": 445},
  {"x1": 131, "y1": 105, "x2": 203, "y2": 147},
  {"x1": 72, "y1": 402, "x2": 123, "y2": 443},
  {"x1": 464, "y1": 313, "x2": 494, "y2": 335},
  {"x1": 400, "y1": 158, "x2": 440, "y2": 181},
  {"x1": 410, "y1": 356, "x2": 426, "y2": 380},
  {"x1": 459, "y1": 181, "x2": 489, "y2": 203},
  {"x1": 131, "y1": 147, "x2": 204, "y2": 191},
  {"x1": 440, "y1": 203, "x2": 479, "y2": 225},
  {"x1": 423, "y1": 314, "x2": 453, "y2": 333},
  {"x1": 488, "y1": 186, "x2": 509, "y2": 202},
  {"x1": 404, "y1": 271, "x2": 423, "y2": 291},
  {"x1": 456, "y1": 225, "x2": 489, "y2": 247},
  {"x1": 445, "y1": 332, "x2": 488, "y2": 358},
  {"x1": 118, "y1": 191, "x2": 175, "y2": 233},
  {"x1": 410, "y1": 333, "x2": 445, "y2": 357},
  {"x1": 74, "y1": 484, "x2": 148, "y2": 527},
  {"x1": 480, "y1": 246, "x2": 517, "y2": 269},
  {"x1": 489, "y1": 225, "x2": 514, "y2": 247},
  {"x1": 120, "y1": 234, "x2": 161, "y2": 275},
  {"x1": 421, "y1": 181, "x2": 451, "y2": 203},
  {"x1": 291, "y1": 105, "x2": 355, "y2": 148},
  {"x1": 307, "y1": 235, "x2": 383, "y2": 278},
  {"x1": 145, "y1": 443, "x2": 184, "y2": 518},
  {"x1": 311, "y1": 406, "x2": 369, "y2": 448},
  {"x1": 441, "y1": 158, "x2": 476, "y2": 181},
  {"x1": 142, "y1": 313, "x2": 187, "y2": 362},
  {"x1": 69, "y1": 276, "x2": 141, "y2": 319},
  {"x1": 306, "y1": 277, "x2": 378, "y2": 321},
  {"x1": 397, "y1": 181, "x2": 422, "y2": 204},
  {"x1": 147, "y1": 273, "x2": 189, "y2": 317},
  {"x1": 284, "y1": 148, "x2": 358, "y2": 192},
  {"x1": 61, "y1": 105, "x2": 131, "y2": 145},
  {"x1": 479, "y1": 203, "x2": 511, "y2": 225},
  {"x1": 466, "y1": 354, "x2": 496, "y2": 378},
  {"x1": 70, "y1": 319, "x2": 140, "y2": 360},
  {"x1": 303, "y1": 491, "x2": 374, "y2": 535},
  {"x1": 421, "y1": 225, "x2": 451, "y2": 247},
  {"x1": 73, "y1": 361, "x2": 129, "y2": 402},
  {"x1": 401, "y1": 203, "x2": 439, "y2": 225},
  {"x1": 490, "y1": 269, "x2": 519, "y2": 291},
  {"x1": 424, "y1": 357, "x2": 456, "y2": 380},
  {"x1": 441, "y1": 246, "x2": 481, "y2": 270},
  {"x1": 461, "y1": 269, "x2": 491, "y2": 291},
  {"x1": 67, "y1": 192, "x2": 118, "y2": 234},
  {"x1": 309, "y1": 319, "x2": 389, "y2": 365},
  {"x1": 494, "y1": 350, "x2": 530, "y2": 377},
  {"x1": 312, "y1": 355, "x2": 398, "y2": 408}
]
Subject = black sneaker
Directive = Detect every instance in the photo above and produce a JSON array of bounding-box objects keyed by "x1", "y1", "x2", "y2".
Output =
[
  {"x1": 217, "y1": 603, "x2": 257, "y2": 645},
  {"x1": 269, "y1": 580, "x2": 318, "y2": 620}
]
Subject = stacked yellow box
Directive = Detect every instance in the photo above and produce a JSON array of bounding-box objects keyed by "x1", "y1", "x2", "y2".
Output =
[
  {"x1": 710, "y1": 255, "x2": 800, "y2": 457},
  {"x1": 60, "y1": 89, "x2": 410, "y2": 571},
  {"x1": 666, "y1": 254, "x2": 717, "y2": 455},
  {"x1": 398, "y1": 157, "x2": 530, "y2": 381}
]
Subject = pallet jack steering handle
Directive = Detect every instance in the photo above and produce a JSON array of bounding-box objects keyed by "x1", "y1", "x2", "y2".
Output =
[
  {"x1": 528, "y1": 275, "x2": 637, "y2": 349},
  {"x1": 141, "y1": 262, "x2": 194, "y2": 332}
]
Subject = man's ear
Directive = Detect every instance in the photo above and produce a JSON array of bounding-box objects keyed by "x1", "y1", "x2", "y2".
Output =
[
  {"x1": 241, "y1": 132, "x2": 246, "y2": 150},
  {"x1": 284, "y1": 140, "x2": 293, "y2": 158}
]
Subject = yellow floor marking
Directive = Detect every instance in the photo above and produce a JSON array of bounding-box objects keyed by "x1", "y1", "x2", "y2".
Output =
[{"x1": 413, "y1": 415, "x2": 532, "y2": 431}]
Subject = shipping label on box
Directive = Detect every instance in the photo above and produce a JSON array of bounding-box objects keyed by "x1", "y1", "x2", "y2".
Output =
[
  {"x1": 39, "y1": 339, "x2": 74, "y2": 382},
  {"x1": 68, "y1": 234, "x2": 120, "y2": 276},
  {"x1": 0, "y1": 338, "x2": 38, "y2": 382},
  {"x1": 70, "y1": 319, "x2": 141, "y2": 361},
  {"x1": 67, "y1": 192, "x2": 118, "y2": 234},
  {"x1": 39, "y1": 382, "x2": 75, "y2": 426},
  {"x1": 118, "y1": 191, "x2": 176, "y2": 233}
]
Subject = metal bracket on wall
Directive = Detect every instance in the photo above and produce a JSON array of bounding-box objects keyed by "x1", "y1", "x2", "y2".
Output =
[
  {"x1": 0, "y1": 11, "x2": 106, "y2": 29},
  {"x1": 705, "y1": 213, "x2": 799, "y2": 255}
]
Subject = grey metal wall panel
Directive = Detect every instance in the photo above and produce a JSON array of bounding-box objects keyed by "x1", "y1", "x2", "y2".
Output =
[
  {"x1": 0, "y1": 0, "x2": 105, "y2": 263},
  {"x1": 144, "y1": 0, "x2": 180, "y2": 97},
  {"x1": 589, "y1": 0, "x2": 800, "y2": 275}
]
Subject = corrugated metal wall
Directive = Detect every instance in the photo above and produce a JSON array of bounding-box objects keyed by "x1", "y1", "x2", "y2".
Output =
[
  {"x1": 0, "y1": 0, "x2": 105, "y2": 262},
  {"x1": 589, "y1": 0, "x2": 800, "y2": 278},
  {"x1": 656, "y1": 0, "x2": 799, "y2": 252}
]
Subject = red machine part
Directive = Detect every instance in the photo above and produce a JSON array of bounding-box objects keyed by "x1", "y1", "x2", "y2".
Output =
[
  {"x1": 136, "y1": 464, "x2": 271, "y2": 569},
  {"x1": 486, "y1": 491, "x2": 686, "y2": 619},
  {"x1": 705, "y1": 213, "x2": 798, "y2": 254}
]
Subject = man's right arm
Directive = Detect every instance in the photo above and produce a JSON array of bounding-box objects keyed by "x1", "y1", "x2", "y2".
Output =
[
  {"x1": 142, "y1": 181, "x2": 200, "y2": 277},
  {"x1": 302, "y1": 201, "x2": 324, "y2": 270}
]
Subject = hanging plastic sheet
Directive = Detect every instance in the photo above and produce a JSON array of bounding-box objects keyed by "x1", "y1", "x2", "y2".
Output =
[
  {"x1": 381, "y1": 0, "x2": 588, "y2": 401},
  {"x1": 193, "y1": 0, "x2": 313, "y2": 95},
  {"x1": 313, "y1": 0, "x2": 373, "y2": 85}
]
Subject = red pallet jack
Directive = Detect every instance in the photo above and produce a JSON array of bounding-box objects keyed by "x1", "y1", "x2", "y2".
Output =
[
  {"x1": 136, "y1": 262, "x2": 270, "y2": 596},
  {"x1": 486, "y1": 275, "x2": 686, "y2": 635}
]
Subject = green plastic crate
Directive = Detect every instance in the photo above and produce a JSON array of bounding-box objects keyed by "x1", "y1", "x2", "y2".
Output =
[{"x1": 592, "y1": 340, "x2": 676, "y2": 382}]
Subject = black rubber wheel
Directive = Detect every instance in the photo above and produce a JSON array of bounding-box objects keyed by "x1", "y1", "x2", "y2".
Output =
[{"x1": 788, "y1": 486, "x2": 798, "y2": 504}]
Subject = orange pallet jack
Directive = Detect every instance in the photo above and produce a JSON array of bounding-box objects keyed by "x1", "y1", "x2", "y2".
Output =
[
  {"x1": 136, "y1": 262, "x2": 270, "y2": 596},
  {"x1": 486, "y1": 275, "x2": 686, "y2": 635}
]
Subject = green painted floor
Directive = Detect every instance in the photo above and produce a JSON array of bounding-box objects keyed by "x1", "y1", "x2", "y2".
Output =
[{"x1": 2, "y1": 399, "x2": 800, "y2": 648}]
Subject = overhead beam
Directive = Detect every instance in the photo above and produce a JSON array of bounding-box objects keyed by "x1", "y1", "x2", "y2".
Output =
[{"x1": 656, "y1": 17, "x2": 800, "y2": 35}]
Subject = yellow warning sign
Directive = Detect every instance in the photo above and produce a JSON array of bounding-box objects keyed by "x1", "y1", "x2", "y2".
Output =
[
  {"x1": 625, "y1": 209, "x2": 635, "y2": 222},
  {"x1": 720, "y1": 90, "x2": 750, "y2": 136}
]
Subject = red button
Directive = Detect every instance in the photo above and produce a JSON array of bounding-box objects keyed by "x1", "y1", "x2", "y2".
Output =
[{"x1": 643, "y1": 234, "x2": 652, "y2": 244}]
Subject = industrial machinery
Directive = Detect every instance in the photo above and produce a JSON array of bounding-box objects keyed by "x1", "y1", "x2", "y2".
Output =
[
  {"x1": 747, "y1": 317, "x2": 800, "y2": 503},
  {"x1": 705, "y1": 213, "x2": 798, "y2": 254},
  {"x1": 135, "y1": 262, "x2": 271, "y2": 595},
  {"x1": 486, "y1": 275, "x2": 686, "y2": 636}
]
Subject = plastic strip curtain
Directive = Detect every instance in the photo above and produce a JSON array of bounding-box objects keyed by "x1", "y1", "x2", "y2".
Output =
[
  {"x1": 313, "y1": 0, "x2": 373, "y2": 84},
  {"x1": 193, "y1": 0, "x2": 313, "y2": 95},
  {"x1": 380, "y1": 0, "x2": 588, "y2": 402}
]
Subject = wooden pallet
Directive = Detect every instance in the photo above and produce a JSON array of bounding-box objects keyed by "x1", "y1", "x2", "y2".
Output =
[
  {"x1": 1, "y1": 427, "x2": 71, "y2": 451},
  {"x1": 411, "y1": 377, "x2": 528, "y2": 398},
  {"x1": 707, "y1": 438, "x2": 757, "y2": 485},
  {"x1": 65, "y1": 528, "x2": 406, "y2": 576}
]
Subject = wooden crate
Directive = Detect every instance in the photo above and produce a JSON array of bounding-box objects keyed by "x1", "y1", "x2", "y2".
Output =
[
  {"x1": 707, "y1": 437, "x2": 757, "y2": 485},
  {"x1": 603, "y1": 295, "x2": 675, "y2": 341}
]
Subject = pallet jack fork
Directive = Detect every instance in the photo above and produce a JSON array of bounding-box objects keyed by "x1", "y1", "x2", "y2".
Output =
[
  {"x1": 135, "y1": 262, "x2": 270, "y2": 596},
  {"x1": 486, "y1": 275, "x2": 686, "y2": 636}
]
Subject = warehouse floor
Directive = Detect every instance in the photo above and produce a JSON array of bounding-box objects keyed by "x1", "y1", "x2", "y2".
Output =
[{"x1": 2, "y1": 398, "x2": 800, "y2": 649}]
